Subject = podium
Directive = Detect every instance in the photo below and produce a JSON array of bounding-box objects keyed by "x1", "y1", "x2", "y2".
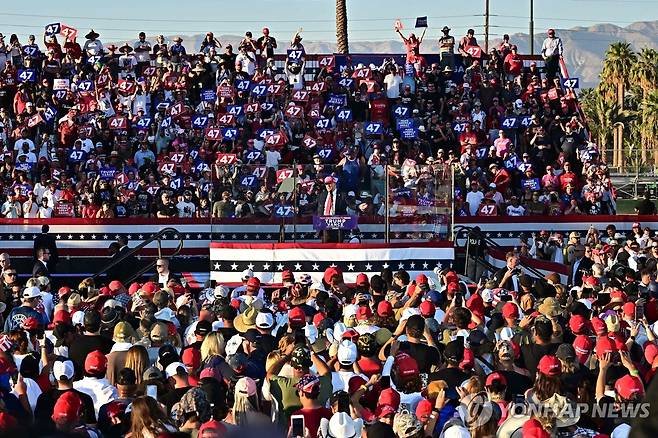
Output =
[{"x1": 313, "y1": 215, "x2": 358, "y2": 243}]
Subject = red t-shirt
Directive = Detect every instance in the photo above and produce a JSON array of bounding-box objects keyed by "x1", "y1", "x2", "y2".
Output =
[
  {"x1": 503, "y1": 53, "x2": 523, "y2": 76},
  {"x1": 290, "y1": 407, "x2": 333, "y2": 437},
  {"x1": 370, "y1": 98, "x2": 389, "y2": 125}
]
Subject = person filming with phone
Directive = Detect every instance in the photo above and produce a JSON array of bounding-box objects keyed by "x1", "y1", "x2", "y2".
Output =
[{"x1": 492, "y1": 251, "x2": 522, "y2": 292}]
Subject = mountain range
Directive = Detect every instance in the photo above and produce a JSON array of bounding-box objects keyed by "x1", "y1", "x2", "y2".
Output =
[{"x1": 112, "y1": 20, "x2": 658, "y2": 88}]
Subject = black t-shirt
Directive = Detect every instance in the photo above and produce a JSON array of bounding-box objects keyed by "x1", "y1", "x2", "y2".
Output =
[
  {"x1": 34, "y1": 388, "x2": 96, "y2": 430},
  {"x1": 520, "y1": 342, "x2": 559, "y2": 379},
  {"x1": 384, "y1": 341, "x2": 442, "y2": 374},
  {"x1": 429, "y1": 367, "x2": 470, "y2": 391},
  {"x1": 367, "y1": 421, "x2": 397, "y2": 438},
  {"x1": 68, "y1": 334, "x2": 115, "y2": 378},
  {"x1": 497, "y1": 370, "x2": 533, "y2": 400},
  {"x1": 160, "y1": 386, "x2": 192, "y2": 413},
  {"x1": 157, "y1": 203, "x2": 177, "y2": 218}
]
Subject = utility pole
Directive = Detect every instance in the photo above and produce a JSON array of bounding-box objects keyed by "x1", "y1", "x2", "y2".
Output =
[
  {"x1": 530, "y1": 0, "x2": 535, "y2": 54},
  {"x1": 484, "y1": 0, "x2": 490, "y2": 53}
]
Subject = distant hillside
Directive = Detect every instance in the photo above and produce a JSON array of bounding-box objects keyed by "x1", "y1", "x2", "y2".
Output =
[{"x1": 110, "y1": 20, "x2": 658, "y2": 88}]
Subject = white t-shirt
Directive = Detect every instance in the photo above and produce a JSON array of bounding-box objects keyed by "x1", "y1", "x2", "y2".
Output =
[
  {"x1": 236, "y1": 52, "x2": 256, "y2": 76},
  {"x1": 80, "y1": 138, "x2": 94, "y2": 153},
  {"x1": 176, "y1": 200, "x2": 196, "y2": 218},
  {"x1": 384, "y1": 74, "x2": 402, "y2": 99},
  {"x1": 14, "y1": 138, "x2": 35, "y2": 152},
  {"x1": 38, "y1": 206, "x2": 53, "y2": 218},
  {"x1": 133, "y1": 40, "x2": 152, "y2": 63},
  {"x1": 265, "y1": 149, "x2": 281, "y2": 169},
  {"x1": 506, "y1": 205, "x2": 526, "y2": 216},
  {"x1": 466, "y1": 191, "x2": 484, "y2": 216},
  {"x1": 22, "y1": 200, "x2": 39, "y2": 218}
]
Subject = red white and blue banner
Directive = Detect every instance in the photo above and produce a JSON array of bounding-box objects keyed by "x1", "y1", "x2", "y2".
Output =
[
  {"x1": 209, "y1": 242, "x2": 455, "y2": 284},
  {"x1": 487, "y1": 248, "x2": 569, "y2": 283}
]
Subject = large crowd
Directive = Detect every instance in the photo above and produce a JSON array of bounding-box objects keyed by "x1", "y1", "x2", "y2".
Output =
[
  {"x1": 1, "y1": 221, "x2": 658, "y2": 438},
  {"x1": 0, "y1": 23, "x2": 617, "y2": 221}
]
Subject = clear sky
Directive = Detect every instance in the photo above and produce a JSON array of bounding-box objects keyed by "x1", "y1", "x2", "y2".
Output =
[{"x1": 3, "y1": 0, "x2": 657, "y2": 44}]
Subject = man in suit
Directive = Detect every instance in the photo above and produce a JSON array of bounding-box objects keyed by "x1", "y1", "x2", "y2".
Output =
[
  {"x1": 33, "y1": 247, "x2": 51, "y2": 277},
  {"x1": 316, "y1": 176, "x2": 347, "y2": 243},
  {"x1": 113, "y1": 236, "x2": 138, "y2": 283},
  {"x1": 570, "y1": 244, "x2": 594, "y2": 287},
  {"x1": 33, "y1": 224, "x2": 59, "y2": 273},
  {"x1": 492, "y1": 251, "x2": 523, "y2": 292}
]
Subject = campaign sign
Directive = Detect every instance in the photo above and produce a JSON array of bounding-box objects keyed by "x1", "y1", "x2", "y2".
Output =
[
  {"x1": 53, "y1": 78, "x2": 70, "y2": 90},
  {"x1": 287, "y1": 49, "x2": 305, "y2": 62},
  {"x1": 45, "y1": 23, "x2": 61, "y2": 36},
  {"x1": 136, "y1": 117, "x2": 152, "y2": 129},
  {"x1": 400, "y1": 127, "x2": 418, "y2": 139},
  {"x1": 415, "y1": 16, "x2": 428, "y2": 28},
  {"x1": 191, "y1": 114, "x2": 209, "y2": 129},
  {"x1": 396, "y1": 118, "x2": 415, "y2": 131},
  {"x1": 43, "y1": 105, "x2": 57, "y2": 122},
  {"x1": 500, "y1": 116, "x2": 519, "y2": 129},
  {"x1": 522, "y1": 178, "x2": 541, "y2": 191},
  {"x1": 244, "y1": 149, "x2": 262, "y2": 161},
  {"x1": 335, "y1": 108, "x2": 353, "y2": 122},
  {"x1": 221, "y1": 128, "x2": 238, "y2": 140},
  {"x1": 99, "y1": 166, "x2": 116, "y2": 180},
  {"x1": 337, "y1": 78, "x2": 354, "y2": 89},
  {"x1": 240, "y1": 175, "x2": 258, "y2": 188},
  {"x1": 452, "y1": 122, "x2": 468, "y2": 133},
  {"x1": 201, "y1": 89, "x2": 217, "y2": 102},
  {"x1": 313, "y1": 215, "x2": 358, "y2": 231},
  {"x1": 562, "y1": 78, "x2": 579, "y2": 89},
  {"x1": 393, "y1": 105, "x2": 410, "y2": 119},
  {"x1": 273, "y1": 204, "x2": 295, "y2": 218},
  {"x1": 18, "y1": 69, "x2": 36, "y2": 82},
  {"x1": 364, "y1": 122, "x2": 383, "y2": 136},
  {"x1": 518, "y1": 115, "x2": 533, "y2": 128},
  {"x1": 327, "y1": 94, "x2": 347, "y2": 107}
]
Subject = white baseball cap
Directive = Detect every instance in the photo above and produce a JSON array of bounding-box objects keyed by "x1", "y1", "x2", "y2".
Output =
[
  {"x1": 337, "y1": 340, "x2": 358, "y2": 366},
  {"x1": 310, "y1": 282, "x2": 327, "y2": 293},
  {"x1": 255, "y1": 312, "x2": 274, "y2": 329},
  {"x1": 23, "y1": 286, "x2": 42, "y2": 299},
  {"x1": 225, "y1": 334, "x2": 244, "y2": 357},
  {"x1": 52, "y1": 360, "x2": 75, "y2": 380},
  {"x1": 165, "y1": 362, "x2": 187, "y2": 378},
  {"x1": 214, "y1": 285, "x2": 230, "y2": 299},
  {"x1": 241, "y1": 269, "x2": 254, "y2": 280}
]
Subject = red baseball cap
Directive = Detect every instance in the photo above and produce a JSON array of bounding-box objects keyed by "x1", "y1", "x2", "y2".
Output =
[
  {"x1": 312, "y1": 312, "x2": 326, "y2": 327},
  {"x1": 182, "y1": 348, "x2": 201, "y2": 369},
  {"x1": 615, "y1": 374, "x2": 645, "y2": 400},
  {"x1": 84, "y1": 350, "x2": 108, "y2": 374},
  {"x1": 523, "y1": 418, "x2": 551, "y2": 438},
  {"x1": 447, "y1": 282, "x2": 460, "y2": 294},
  {"x1": 378, "y1": 388, "x2": 401, "y2": 410},
  {"x1": 485, "y1": 371, "x2": 508, "y2": 387},
  {"x1": 377, "y1": 300, "x2": 394, "y2": 318},
  {"x1": 460, "y1": 348, "x2": 475, "y2": 370},
  {"x1": 590, "y1": 317, "x2": 608, "y2": 336},
  {"x1": 99, "y1": 286, "x2": 111, "y2": 297},
  {"x1": 128, "y1": 282, "x2": 141, "y2": 296},
  {"x1": 645, "y1": 343, "x2": 658, "y2": 365},
  {"x1": 53, "y1": 310, "x2": 72, "y2": 326},
  {"x1": 108, "y1": 280, "x2": 124, "y2": 293},
  {"x1": 595, "y1": 336, "x2": 617, "y2": 358},
  {"x1": 282, "y1": 270, "x2": 294, "y2": 283},
  {"x1": 288, "y1": 306, "x2": 306, "y2": 327},
  {"x1": 444, "y1": 271, "x2": 459, "y2": 284},
  {"x1": 356, "y1": 306, "x2": 373, "y2": 321},
  {"x1": 415, "y1": 274, "x2": 429, "y2": 285},
  {"x1": 323, "y1": 267, "x2": 341, "y2": 284},
  {"x1": 394, "y1": 353, "x2": 419, "y2": 381},
  {"x1": 51, "y1": 391, "x2": 82, "y2": 423},
  {"x1": 356, "y1": 273, "x2": 369, "y2": 287},
  {"x1": 537, "y1": 355, "x2": 562, "y2": 376},
  {"x1": 622, "y1": 302, "x2": 636, "y2": 318},
  {"x1": 568, "y1": 315, "x2": 590, "y2": 335},
  {"x1": 141, "y1": 282, "x2": 158, "y2": 296},
  {"x1": 502, "y1": 302, "x2": 519, "y2": 320},
  {"x1": 247, "y1": 277, "x2": 261, "y2": 288},
  {"x1": 573, "y1": 335, "x2": 594, "y2": 364},
  {"x1": 375, "y1": 404, "x2": 396, "y2": 418},
  {"x1": 419, "y1": 300, "x2": 436, "y2": 318},
  {"x1": 415, "y1": 399, "x2": 433, "y2": 420},
  {"x1": 58, "y1": 286, "x2": 71, "y2": 297},
  {"x1": 610, "y1": 290, "x2": 628, "y2": 303}
]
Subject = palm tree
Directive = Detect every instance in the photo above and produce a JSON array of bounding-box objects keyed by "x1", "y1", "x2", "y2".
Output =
[
  {"x1": 640, "y1": 90, "x2": 658, "y2": 169},
  {"x1": 599, "y1": 42, "x2": 636, "y2": 167},
  {"x1": 631, "y1": 48, "x2": 658, "y2": 162},
  {"x1": 580, "y1": 88, "x2": 629, "y2": 166},
  {"x1": 335, "y1": 0, "x2": 349, "y2": 54}
]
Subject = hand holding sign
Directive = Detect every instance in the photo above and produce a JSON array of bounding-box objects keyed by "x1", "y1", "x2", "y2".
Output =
[{"x1": 394, "y1": 19, "x2": 403, "y2": 31}]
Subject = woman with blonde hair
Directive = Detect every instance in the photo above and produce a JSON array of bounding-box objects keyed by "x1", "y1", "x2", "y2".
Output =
[
  {"x1": 124, "y1": 345, "x2": 150, "y2": 385},
  {"x1": 225, "y1": 377, "x2": 269, "y2": 427},
  {"x1": 127, "y1": 396, "x2": 176, "y2": 438},
  {"x1": 200, "y1": 332, "x2": 222, "y2": 364}
]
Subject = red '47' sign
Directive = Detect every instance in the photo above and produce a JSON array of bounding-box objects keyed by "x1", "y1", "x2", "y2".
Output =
[{"x1": 216, "y1": 153, "x2": 237, "y2": 165}]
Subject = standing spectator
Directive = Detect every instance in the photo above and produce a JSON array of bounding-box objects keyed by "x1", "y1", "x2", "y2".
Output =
[
  {"x1": 32, "y1": 247, "x2": 50, "y2": 277},
  {"x1": 68, "y1": 310, "x2": 115, "y2": 379},
  {"x1": 133, "y1": 32, "x2": 151, "y2": 74},
  {"x1": 176, "y1": 190, "x2": 196, "y2": 218},
  {"x1": 4, "y1": 286, "x2": 44, "y2": 331},
  {"x1": 257, "y1": 28, "x2": 277, "y2": 63},
  {"x1": 1, "y1": 193, "x2": 21, "y2": 218},
  {"x1": 438, "y1": 26, "x2": 455, "y2": 68},
  {"x1": 541, "y1": 29, "x2": 563, "y2": 81}
]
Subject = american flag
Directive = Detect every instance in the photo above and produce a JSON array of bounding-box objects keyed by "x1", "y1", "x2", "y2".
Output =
[{"x1": 209, "y1": 242, "x2": 455, "y2": 284}]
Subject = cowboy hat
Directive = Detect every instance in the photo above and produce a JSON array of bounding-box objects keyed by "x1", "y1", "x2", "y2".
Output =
[
  {"x1": 319, "y1": 412, "x2": 363, "y2": 438},
  {"x1": 234, "y1": 306, "x2": 259, "y2": 333},
  {"x1": 173, "y1": 36, "x2": 183, "y2": 43},
  {"x1": 106, "y1": 44, "x2": 118, "y2": 52},
  {"x1": 441, "y1": 26, "x2": 451, "y2": 32},
  {"x1": 119, "y1": 43, "x2": 133, "y2": 54},
  {"x1": 85, "y1": 30, "x2": 100, "y2": 39}
]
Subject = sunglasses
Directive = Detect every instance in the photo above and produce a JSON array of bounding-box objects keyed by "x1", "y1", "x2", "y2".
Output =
[
  {"x1": 5, "y1": 272, "x2": 16, "y2": 276},
  {"x1": 156, "y1": 265, "x2": 164, "y2": 268}
]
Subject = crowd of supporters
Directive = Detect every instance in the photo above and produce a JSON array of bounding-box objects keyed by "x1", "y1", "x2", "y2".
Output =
[
  {"x1": 0, "y1": 220, "x2": 658, "y2": 437},
  {"x1": 0, "y1": 23, "x2": 615, "y2": 220}
]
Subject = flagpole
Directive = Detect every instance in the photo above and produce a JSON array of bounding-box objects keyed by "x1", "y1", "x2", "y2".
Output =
[
  {"x1": 293, "y1": 163, "x2": 297, "y2": 243},
  {"x1": 385, "y1": 165, "x2": 390, "y2": 243}
]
